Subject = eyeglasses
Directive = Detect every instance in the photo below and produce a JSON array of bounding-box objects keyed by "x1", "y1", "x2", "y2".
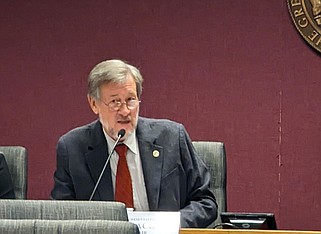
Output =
[{"x1": 100, "y1": 99, "x2": 141, "y2": 111}]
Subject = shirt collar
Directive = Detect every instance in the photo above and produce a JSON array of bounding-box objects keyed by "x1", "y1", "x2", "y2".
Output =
[{"x1": 103, "y1": 128, "x2": 138, "y2": 155}]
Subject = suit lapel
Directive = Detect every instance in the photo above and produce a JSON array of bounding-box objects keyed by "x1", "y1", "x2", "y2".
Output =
[
  {"x1": 84, "y1": 121, "x2": 114, "y2": 201},
  {"x1": 137, "y1": 118, "x2": 164, "y2": 210},
  {"x1": 84, "y1": 118, "x2": 164, "y2": 207}
]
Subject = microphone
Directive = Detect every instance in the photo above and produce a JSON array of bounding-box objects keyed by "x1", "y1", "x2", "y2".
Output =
[{"x1": 89, "y1": 129, "x2": 126, "y2": 201}]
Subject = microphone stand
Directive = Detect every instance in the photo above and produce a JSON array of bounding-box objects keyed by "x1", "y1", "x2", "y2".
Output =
[{"x1": 89, "y1": 130, "x2": 125, "y2": 201}]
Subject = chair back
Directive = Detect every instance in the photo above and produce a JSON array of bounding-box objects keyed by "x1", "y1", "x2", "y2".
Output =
[
  {"x1": 0, "y1": 200, "x2": 128, "y2": 221},
  {"x1": 0, "y1": 146, "x2": 28, "y2": 199},
  {"x1": 192, "y1": 141, "x2": 227, "y2": 226},
  {"x1": 0, "y1": 219, "x2": 140, "y2": 234}
]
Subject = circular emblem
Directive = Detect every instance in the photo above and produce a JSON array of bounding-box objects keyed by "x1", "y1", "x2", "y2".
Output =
[
  {"x1": 287, "y1": 0, "x2": 321, "y2": 53},
  {"x1": 152, "y1": 150, "x2": 159, "y2": 158}
]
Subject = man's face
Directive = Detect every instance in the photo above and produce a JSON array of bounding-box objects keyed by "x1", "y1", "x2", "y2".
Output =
[{"x1": 88, "y1": 75, "x2": 139, "y2": 141}]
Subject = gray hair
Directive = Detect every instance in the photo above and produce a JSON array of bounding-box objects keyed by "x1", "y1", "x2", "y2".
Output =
[{"x1": 88, "y1": 59, "x2": 143, "y2": 99}]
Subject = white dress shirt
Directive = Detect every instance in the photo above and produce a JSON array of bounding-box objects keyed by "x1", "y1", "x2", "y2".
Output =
[{"x1": 104, "y1": 129, "x2": 150, "y2": 211}]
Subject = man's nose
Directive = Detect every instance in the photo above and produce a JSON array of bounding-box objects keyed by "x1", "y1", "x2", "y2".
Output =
[{"x1": 118, "y1": 102, "x2": 131, "y2": 115}]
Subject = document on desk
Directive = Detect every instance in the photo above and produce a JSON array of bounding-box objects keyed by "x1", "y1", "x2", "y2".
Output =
[{"x1": 127, "y1": 210, "x2": 180, "y2": 234}]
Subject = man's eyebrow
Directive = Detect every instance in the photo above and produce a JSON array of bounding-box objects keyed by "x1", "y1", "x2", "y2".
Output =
[
  {"x1": 108, "y1": 94, "x2": 120, "y2": 98},
  {"x1": 107, "y1": 93, "x2": 136, "y2": 99}
]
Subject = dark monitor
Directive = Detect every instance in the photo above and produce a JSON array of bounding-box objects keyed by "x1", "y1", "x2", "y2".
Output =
[{"x1": 220, "y1": 212, "x2": 277, "y2": 230}]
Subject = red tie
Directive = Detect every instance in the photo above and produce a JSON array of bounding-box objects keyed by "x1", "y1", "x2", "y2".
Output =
[{"x1": 114, "y1": 144, "x2": 134, "y2": 208}]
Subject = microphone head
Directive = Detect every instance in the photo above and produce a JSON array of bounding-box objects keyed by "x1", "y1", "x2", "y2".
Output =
[{"x1": 118, "y1": 129, "x2": 126, "y2": 138}]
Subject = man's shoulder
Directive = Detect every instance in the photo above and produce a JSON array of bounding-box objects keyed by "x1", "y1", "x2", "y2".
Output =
[
  {"x1": 59, "y1": 120, "x2": 100, "y2": 141},
  {"x1": 138, "y1": 116, "x2": 182, "y2": 129},
  {"x1": 137, "y1": 117, "x2": 185, "y2": 139}
]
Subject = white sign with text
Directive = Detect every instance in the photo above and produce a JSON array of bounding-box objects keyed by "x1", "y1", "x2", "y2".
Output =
[{"x1": 127, "y1": 211, "x2": 180, "y2": 234}]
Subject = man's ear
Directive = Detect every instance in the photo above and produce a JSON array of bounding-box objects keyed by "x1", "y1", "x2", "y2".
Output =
[{"x1": 87, "y1": 95, "x2": 99, "y2": 115}]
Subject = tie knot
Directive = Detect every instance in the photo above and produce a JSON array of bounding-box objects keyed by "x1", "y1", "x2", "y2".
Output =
[{"x1": 115, "y1": 144, "x2": 128, "y2": 157}]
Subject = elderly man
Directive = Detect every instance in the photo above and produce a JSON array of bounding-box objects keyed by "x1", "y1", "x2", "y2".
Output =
[{"x1": 51, "y1": 59, "x2": 217, "y2": 227}]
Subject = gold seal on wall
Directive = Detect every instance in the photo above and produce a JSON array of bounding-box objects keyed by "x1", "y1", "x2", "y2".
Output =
[{"x1": 287, "y1": 0, "x2": 321, "y2": 53}]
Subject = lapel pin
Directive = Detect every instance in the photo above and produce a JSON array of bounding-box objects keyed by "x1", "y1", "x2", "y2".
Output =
[{"x1": 152, "y1": 150, "x2": 159, "y2": 158}]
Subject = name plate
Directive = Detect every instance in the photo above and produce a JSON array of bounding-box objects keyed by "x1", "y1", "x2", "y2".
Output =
[{"x1": 127, "y1": 210, "x2": 180, "y2": 234}]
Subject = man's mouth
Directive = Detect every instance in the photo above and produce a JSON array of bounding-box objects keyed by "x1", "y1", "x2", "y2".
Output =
[{"x1": 117, "y1": 119, "x2": 130, "y2": 124}]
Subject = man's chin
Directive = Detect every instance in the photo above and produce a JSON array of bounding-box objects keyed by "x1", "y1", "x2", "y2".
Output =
[
  {"x1": 101, "y1": 120, "x2": 136, "y2": 141},
  {"x1": 109, "y1": 126, "x2": 132, "y2": 141},
  {"x1": 120, "y1": 128, "x2": 133, "y2": 139}
]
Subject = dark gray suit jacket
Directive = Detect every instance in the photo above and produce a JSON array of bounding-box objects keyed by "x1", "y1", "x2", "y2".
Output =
[
  {"x1": 51, "y1": 117, "x2": 217, "y2": 227},
  {"x1": 0, "y1": 153, "x2": 15, "y2": 199}
]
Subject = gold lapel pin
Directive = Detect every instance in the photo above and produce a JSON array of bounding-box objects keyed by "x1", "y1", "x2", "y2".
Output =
[{"x1": 153, "y1": 150, "x2": 160, "y2": 158}]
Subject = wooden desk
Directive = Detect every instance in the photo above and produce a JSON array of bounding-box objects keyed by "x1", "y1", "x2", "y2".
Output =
[{"x1": 180, "y1": 229, "x2": 321, "y2": 234}]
